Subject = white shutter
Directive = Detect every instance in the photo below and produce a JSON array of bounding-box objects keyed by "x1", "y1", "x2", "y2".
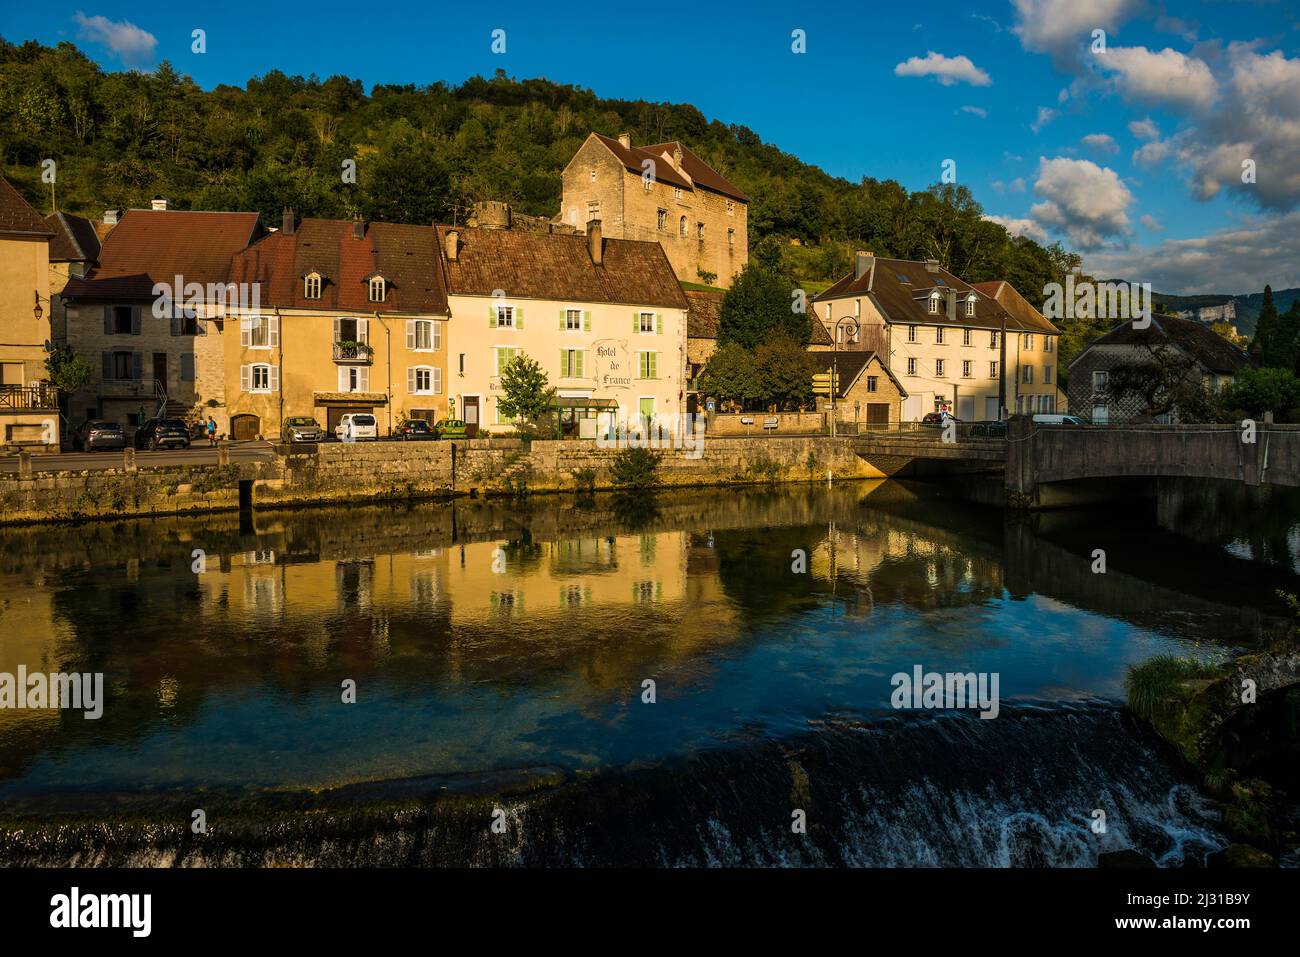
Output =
[
  {"x1": 433, "y1": 367, "x2": 442, "y2": 394},
  {"x1": 333, "y1": 317, "x2": 341, "y2": 343},
  {"x1": 406, "y1": 320, "x2": 415, "y2": 350},
  {"x1": 338, "y1": 367, "x2": 348, "y2": 391},
  {"x1": 269, "y1": 316, "x2": 280, "y2": 347},
  {"x1": 407, "y1": 367, "x2": 416, "y2": 393},
  {"x1": 240, "y1": 318, "x2": 251, "y2": 347},
  {"x1": 433, "y1": 321, "x2": 442, "y2": 351},
  {"x1": 359, "y1": 367, "x2": 369, "y2": 392},
  {"x1": 269, "y1": 365, "x2": 280, "y2": 392},
  {"x1": 240, "y1": 364, "x2": 251, "y2": 392},
  {"x1": 358, "y1": 318, "x2": 368, "y2": 345}
]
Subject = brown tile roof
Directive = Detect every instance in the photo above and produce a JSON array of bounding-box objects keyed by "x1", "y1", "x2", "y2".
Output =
[
  {"x1": 809, "y1": 311, "x2": 833, "y2": 345},
  {"x1": 640, "y1": 141, "x2": 750, "y2": 203},
  {"x1": 970, "y1": 280, "x2": 1059, "y2": 335},
  {"x1": 0, "y1": 176, "x2": 55, "y2": 237},
  {"x1": 436, "y1": 225, "x2": 688, "y2": 309},
  {"x1": 814, "y1": 256, "x2": 1050, "y2": 334},
  {"x1": 813, "y1": 350, "x2": 908, "y2": 398},
  {"x1": 45, "y1": 211, "x2": 101, "y2": 262},
  {"x1": 685, "y1": 289, "x2": 723, "y2": 339},
  {"x1": 63, "y1": 209, "x2": 262, "y2": 300},
  {"x1": 229, "y1": 218, "x2": 448, "y2": 314},
  {"x1": 590, "y1": 134, "x2": 694, "y2": 192},
  {"x1": 1078, "y1": 314, "x2": 1252, "y2": 375}
]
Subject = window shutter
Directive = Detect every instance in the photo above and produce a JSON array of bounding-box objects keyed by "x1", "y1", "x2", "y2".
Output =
[
  {"x1": 132, "y1": 352, "x2": 143, "y2": 380},
  {"x1": 515, "y1": 307, "x2": 524, "y2": 329},
  {"x1": 433, "y1": 321, "x2": 442, "y2": 351},
  {"x1": 333, "y1": 317, "x2": 341, "y2": 343},
  {"x1": 560, "y1": 349, "x2": 568, "y2": 378},
  {"x1": 241, "y1": 364, "x2": 251, "y2": 393},
  {"x1": 633, "y1": 312, "x2": 639, "y2": 333},
  {"x1": 101, "y1": 352, "x2": 112, "y2": 380},
  {"x1": 656, "y1": 313, "x2": 663, "y2": 335},
  {"x1": 559, "y1": 309, "x2": 566, "y2": 331},
  {"x1": 338, "y1": 367, "x2": 347, "y2": 392},
  {"x1": 433, "y1": 367, "x2": 442, "y2": 394},
  {"x1": 650, "y1": 352, "x2": 658, "y2": 378},
  {"x1": 181, "y1": 353, "x2": 195, "y2": 381},
  {"x1": 131, "y1": 306, "x2": 141, "y2": 335},
  {"x1": 407, "y1": 367, "x2": 416, "y2": 393},
  {"x1": 359, "y1": 367, "x2": 369, "y2": 391},
  {"x1": 269, "y1": 316, "x2": 280, "y2": 347},
  {"x1": 575, "y1": 350, "x2": 584, "y2": 378},
  {"x1": 406, "y1": 320, "x2": 415, "y2": 350},
  {"x1": 102, "y1": 306, "x2": 112, "y2": 335},
  {"x1": 269, "y1": 365, "x2": 280, "y2": 392},
  {"x1": 358, "y1": 318, "x2": 368, "y2": 345},
  {"x1": 170, "y1": 311, "x2": 180, "y2": 336},
  {"x1": 241, "y1": 318, "x2": 251, "y2": 347},
  {"x1": 489, "y1": 306, "x2": 497, "y2": 328},
  {"x1": 583, "y1": 311, "x2": 591, "y2": 332}
]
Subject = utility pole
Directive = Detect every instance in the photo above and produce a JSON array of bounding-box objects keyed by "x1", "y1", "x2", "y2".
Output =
[{"x1": 998, "y1": 309, "x2": 1008, "y2": 420}]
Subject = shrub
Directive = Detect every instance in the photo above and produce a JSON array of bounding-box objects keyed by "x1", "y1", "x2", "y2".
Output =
[{"x1": 610, "y1": 447, "x2": 662, "y2": 491}]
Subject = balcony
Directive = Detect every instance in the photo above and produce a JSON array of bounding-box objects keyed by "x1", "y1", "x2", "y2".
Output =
[
  {"x1": 333, "y1": 342, "x2": 373, "y2": 364},
  {"x1": 0, "y1": 384, "x2": 59, "y2": 410}
]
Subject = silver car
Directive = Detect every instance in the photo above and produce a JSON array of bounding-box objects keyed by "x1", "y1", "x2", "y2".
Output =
[{"x1": 283, "y1": 416, "x2": 326, "y2": 443}]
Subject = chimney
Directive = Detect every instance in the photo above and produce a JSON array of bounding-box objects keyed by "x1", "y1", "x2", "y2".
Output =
[
  {"x1": 352, "y1": 212, "x2": 365, "y2": 240},
  {"x1": 673, "y1": 146, "x2": 683, "y2": 169},
  {"x1": 946, "y1": 289, "x2": 957, "y2": 321},
  {"x1": 618, "y1": 132, "x2": 631, "y2": 149},
  {"x1": 445, "y1": 228, "x2": 459, "y2": 262},
  {"x1": 854, "y1": 250, "x2": 874, "y2": 281},
  {"x1": 151, "y1": 196, "x2": 170, "y2": 211},
  {"x1": 281, "y1": 206, "x2": 295, "y2": 235},
  {"x1": 103, "y1": 209, "x2": 120, "y2": 226},
  {"x1": 925, "y1": 259, "x2": 940, "y2": 273},
  {"x1": 587, "y1": 219, "x2": 603, "y2": 265}
]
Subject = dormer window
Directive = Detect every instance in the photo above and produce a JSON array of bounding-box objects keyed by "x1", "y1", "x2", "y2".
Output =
[
  {"x1": 928, "y1": 293, "x2": 940, "y2": 315},
  {"x1": 304, "y1": 273, "x2": 322, "y2": 299},
  {"x1": 368, "y1": 276, "x2": 386, "y2": 303},
  {"x1": 965, "y1": 294, "x2": 976, "y2": 318}
]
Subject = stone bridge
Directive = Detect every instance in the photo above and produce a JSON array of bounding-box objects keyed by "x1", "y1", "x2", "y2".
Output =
[{"x1": 852, "y1": 429, "x2": 1007, "y2": 478}]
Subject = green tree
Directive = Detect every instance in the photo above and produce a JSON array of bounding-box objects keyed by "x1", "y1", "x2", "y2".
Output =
[
  {"x1": 1251, "y1": 286, "x2": 1284, "y2": 366},
  {"x1": 754, "y1": 332, "x2": 817, "y2": 409},
  {"x1": 496, "y1": 353, "x2": 555, "y2": 430},
  {"x1": 698, "y1": 341, "x2": 760, "y2": 408},
  {"x1": 719, "y1": 260, "x2": 802, "y2": 348},
  {"x1": 1222, "y1": 367, "x2": 1300, "y2": 422},
  {"x1": 44, "y1": 344, "x2": 94, "y2": 394}
]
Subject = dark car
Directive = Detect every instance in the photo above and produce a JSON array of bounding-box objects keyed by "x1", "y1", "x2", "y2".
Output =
[
  {"x1": 921, "y1": 412, "x2": 961, "y2": 427},
  {"x1": 134, "y1": 417, "x2": 192, "y2": 450},
  {"x1": 74, "y1": 419, "x2": 126, "y2": 452},
  {"x1": 282, "y1": 416, "x2": 326, "y2": 443},
  {"x1": 969, "y1": 420, "x2": 1008, "y2": 438},
  {"x1": 395, "y1": 419, "x2": 435, "y2": 440}
]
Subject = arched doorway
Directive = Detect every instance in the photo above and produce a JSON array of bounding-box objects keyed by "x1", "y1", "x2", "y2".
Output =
[{"x1": 230, "y1": 413, "x2": 260, "y2": 441}]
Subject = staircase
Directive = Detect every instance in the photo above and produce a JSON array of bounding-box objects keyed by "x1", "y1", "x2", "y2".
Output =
[{"x1": 154, "y1": 381, "x2": 204, "y2": 435}]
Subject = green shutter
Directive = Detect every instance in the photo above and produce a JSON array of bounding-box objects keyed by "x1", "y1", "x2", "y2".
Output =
[
  {"x1": 560, "y1": 349, "x2": 569, "y2": 378},
  {"x1": 489, "y1": 306, "x2": 497, "y2": 328},
  {"x1": 633, "y1": 312, "x2": 639, "y2": 333},
  {"x1": 575, "y1": 351, "x2": 584, "y2": 378},
  {"x1": 650, "y1": 352, "x2": 658, "y2": 378},
  {"x1": 515, "y1": 307, "x2": 524, "y2": 329},
  {"x1": 581, "y1": 311, "x2": 589, "y2": 332},
  {"x1": 559, "y1": 309, "x2": 566, "y2": 330},
  {"x1": 656, "y1": 313, "x2": 663, "y2": 335}
]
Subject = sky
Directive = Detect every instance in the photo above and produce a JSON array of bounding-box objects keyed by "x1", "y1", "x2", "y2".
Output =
[{"x1": 4, "y1": 0, "x2": 1300, "y2": 295}]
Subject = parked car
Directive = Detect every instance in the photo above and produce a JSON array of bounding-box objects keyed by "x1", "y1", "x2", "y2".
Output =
[
  {"x1": 1032, "y1": 414, "x2": 1084, "y2": 425},
  {"x1": 133, "y1": 417, "x2": 191, "y2": 450},
  {"x1": 395, "y1": 419, "x2": 436, "y2": 441},
  {"x1": 335, "y1": 413, "x2": 378, "y2": 441},
  {"x1": 920, "y1": 412, "x2": 961, "y2": 427},
  {"x1": 969, "y1": 420, "x2": 1008, "y2": 438},
  {"x1": 74, "y1": 419, "x2": 126, "y2": 452},
  {"x1": 282, "y1": 416, "x2": 326, "y2": 443},
  {"x1": 434, "y1": 418, "x2": 468, "y2": 439}
]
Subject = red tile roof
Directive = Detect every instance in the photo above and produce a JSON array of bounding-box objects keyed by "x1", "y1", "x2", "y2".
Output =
[
  {"x1": 641, "y1": 141, "x2": 750, "y2": 203},
  {"x1": 436, "y1": 225, "x2": 688, "y2": 309},
  {"x1": 63, "y1": 209, "x2": 262, "y2": 300},
  {"x1": 229, "y1": 218, "x2": 449, "y2": 314},
  {"x1": 590, "y1": 134, "x2": 749, "y2": 203},
  {"x1": 45, "y1": 211, "x2": 101, "y2": 262},
  {"x1": 970, "y1": 280, "x2": 1059, "y2": 335},
  {"x1": 685, "y1": 289, "x2": 723, "y2": 339},
  {"x1": 0, "y1": 177, "x2": 55, "y2": 238}
]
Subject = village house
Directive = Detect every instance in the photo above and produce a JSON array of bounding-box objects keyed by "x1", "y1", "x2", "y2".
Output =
[
  {"x1": 60, "y1": 200, "x2": 264, "y2": 435},
  {"x1": 44, "y1": 210, "x2": 102, "y2": 343},
  {"x1": 1067, "y1": 314, "x2": 1252, "y2": 424},
  {"x1": 436, "y1": 219, "x2": 688, "y2": 436},
  {"x1": 970, "y1": 280, "x2": 1068, "y2": 415},
  {"x1": 0, "y1": 176, "x2": 59, "y2": 449},
  {"x1": 813, "y1": 350, "x2": 907, "y2": 429},
  {"x1": 684, "y1": 289, "x2": 722, "y2": 413},
  {"x1": 558, "y1": 133, "x2": 749, "y2": 288},
  {"x1": 813, "y1": 253, "x2": 1064, "y2": 422},
  {"x1": 225, "y1": 210, "x2": 451, "y2": 440}
]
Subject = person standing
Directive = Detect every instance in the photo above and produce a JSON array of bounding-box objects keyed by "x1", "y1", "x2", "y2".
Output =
[{"x1": 207, "y1": 416, "x2": 218, "y2": 447}]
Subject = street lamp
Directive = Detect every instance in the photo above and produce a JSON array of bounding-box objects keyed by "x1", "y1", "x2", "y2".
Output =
[{"x1": 831, "y1": 316, "x2": 860, "y2": 438}]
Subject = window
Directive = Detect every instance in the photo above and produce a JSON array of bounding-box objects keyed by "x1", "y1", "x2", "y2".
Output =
[
  {"x1": 304, "y1": 273, "x2": 322, "y2": 299},
  {"x1": 408, "y1": 366, "x2": 440, "y2": 394},
  {"x1": 493, "y1": 305, "x2": 515, "y2": 329},
  {"x1": 935, "y1": 327, "x2": 945, "y2": 344},
  {"x1": 928, "y1": 295, "x2": 940, "y2": 315},
  {"x1": 678, "y1": 216, "x2": 687, "y2": 238},
  {"x1": 728, "y1": 228, "x2": 735, "y2": 247},
  {"x1": 962, "y1": 329, "x2": 972, "y2": 346},
  {"x1": 1092, "y1": 404, "x2": 1110, "y2": 424},
  {"x1": 673, "y1": 187, "x2": 683, "y2": 202},
  {"x1": 907, "y1": 325, "x2": 917, "y2": 343},
  {"x1": 638, "y1": 311, "x2": 657, "y2": 334},
  {"x1": 991, "y1": 331, "x2": 999, "y2": 348},
  {"x1": 368, "y1": 277, "x2": 386, "y2": 303},
  {"x1": 1023, "y1": 333, "x2": 1034, "y2": 350},
  {"x1": 642, "y1": 177, "x2": 652, "y2": 193},
  {"x1": 638, "y1": 352, "x2": 659, "y2": 379},
  {"x1": 337, "y1": 365, "x2": 368, "y2": 392},
  {"x1": 935, "y1": 359, "x2": 945, "y2": 377},
  {"x1": 907, "y1": 357, "x2": 917, "y2": 375},
  {"x1": 965, "y1": 296, "x2": 976, "y2": 317},
  {"x1": 962, "y1": 360, "x2": 972, "y2": 378},
  {"x1": 565, "y1": 309, "x2": 583, "y2": 331},
  {"x1": 248, "y1": 363, "x2": 276, "y2": 393},
  {"x1": 1093, "y1": 370, "x2": 1109, "y2": 392},
  {"x1": 407, "y1": 319, "x2": 440, "y2": 351},
  {"x1": 242, "y1": 315, "x2": 277, "y2": 349},
  {"x1": 587, "y1": 201, "x2": 599, "y2": 220},
  {"x1": 561, "y1": 349, "x2": 585, "y2": 378},
  {"x1": 112, "y1": 305, "x2": 133, "y2": 334},
  {"x1": 495, "y1": 347, "x2": 521, "y2": 375},
  {"x1": 1043, "y1": 365, "x2": 1053, "y2": 385},
  {"x1": 866, "y1": 376, "x2": 878, "y2": 393},
  {"x1": 696, "y1": 222, "x2": 704, "y2": 241},
  {"x1": 1022, "y1": 365, "x2": 1034, "y2": 384},
  {"x1": 111, "y1": 351, "x2": 135, "y2": 380},
  {"x1": 726, "y1": 201, "x2": 735, "y2": 216},
  {"x1": 990, "y1": 361, "x2": 999, "y2": 378},
  {"x1": 657, "y1": 209, "x2": 667, "y2": 231},
  {"x1": 1044, "y1": 337, "x2": 1055, "y2": 353},
  {"x1": 589, "y1": 168, "x2": 596, "y2": 182}
]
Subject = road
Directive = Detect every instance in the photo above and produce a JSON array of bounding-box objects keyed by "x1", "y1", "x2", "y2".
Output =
[{"x1": 0, "y1": 442, "x2": 275, "y2": 473}]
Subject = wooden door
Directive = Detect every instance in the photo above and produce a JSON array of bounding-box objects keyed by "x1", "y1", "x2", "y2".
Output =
[
  {"x1": 153, "y1": 353, "x2": 168, "y2": 394},
  {"x1": 230, "y1": 414, "x2": 260, "y2": 441}
]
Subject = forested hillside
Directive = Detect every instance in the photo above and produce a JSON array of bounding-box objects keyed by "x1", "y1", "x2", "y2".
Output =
[{"x1": 0, "y1": 37, "x2": 1083, "y2": 297}]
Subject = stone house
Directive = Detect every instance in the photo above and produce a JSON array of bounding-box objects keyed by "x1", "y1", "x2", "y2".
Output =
[
  {"x1": 60, "y1": 203, "x2": 264, "y2": 435},
  {"x1": 1067, "y1": 314, "x2": 1252, "y2": 424},
  {"x1": 225, "y1": 211, "x2": 452, "y2": 440},
  {"x1": 684, "y1": 289, "x2": 722, "y2": 412},
  {"x1": 814, "y1": 350, "x2": 906, "y2": 429},
  {"x1": 436, "y1": 220, "x2": 688, "y2": 436},
  {"x1": 0, "y1": 176, "x2": 59, "y2": 449},
  {"x1": 558, "y1": 133, "x2": 749, "y2": 288},
  {"x1": 44, "y1": 211, "x2": 101, "y2": 343},
  {"x1": 813, "y1": 253, "x2": 1063, "y2": 422}
]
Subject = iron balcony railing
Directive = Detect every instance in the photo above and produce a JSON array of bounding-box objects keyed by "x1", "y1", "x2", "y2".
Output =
[
  {"x1": 332, "y1": 342, "x2": 373, "y2": 363},
  {"x1": 0, "y1": 384, "x2": 58, "y2": 410}
]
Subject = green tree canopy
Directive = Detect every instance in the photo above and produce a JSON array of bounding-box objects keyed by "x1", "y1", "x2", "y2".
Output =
[{"x1": 496, "y1": 353, "x2": 555, "y2": 428}]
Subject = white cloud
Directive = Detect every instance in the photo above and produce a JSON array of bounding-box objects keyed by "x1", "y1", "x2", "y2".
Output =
[
  {"x1": 1098, "y1": 46, "x2": 1219, "y2": 110},
  {"x1": 959, "y1": 105, "x2": 988, "y2": 118},
  {"x1": 1030, "y1": 106, "x2": 1058, "y2": 132},
  {"x1": 894, "y1": 51, "x2": 992, "y2": 86},
  {"x1": 1011, "y1": 0, "x2": 1145, "y2": 67},
  {"x1": 1139, "y1": 214, "x2": 1164, "y2": 231},
  {"x1": 1085, "y1": 210, "x2": 1300, "y2": 293},
  {"x1": 983, "y1": 214, "x2": 1049, "y2": 243},
  {"x1": 1132, "y1": 137, "x2": 1175, "y2": 167},
  {"x1": 1081, "y1": 133, "x2": 1120, "y2": 153},
  {"x1": 73, "y1": 11, "x2": 157, "y2": 66},
  {"x1": 1128, "y1": 117, "x2": 1160, "y2": 140},
  {"x1": 1028, "y1": 156, "x2": 1134, "y2": 249}
]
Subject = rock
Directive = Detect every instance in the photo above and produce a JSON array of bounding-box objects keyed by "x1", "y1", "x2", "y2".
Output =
[
  {"x1": 1207, "y1": 844, "x2": 1277, "y2": 868},
  {"x1": 1097, "y1": 849, "x2": 1157, "y2": 868}
]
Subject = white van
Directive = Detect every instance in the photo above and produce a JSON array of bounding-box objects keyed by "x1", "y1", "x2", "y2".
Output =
[
  {"x1": 1032, "y1": 414, "x2": 1084, "y2": 425},
  {"x1": 335, "y1": 413, "x2": 378, "y2": 441}
]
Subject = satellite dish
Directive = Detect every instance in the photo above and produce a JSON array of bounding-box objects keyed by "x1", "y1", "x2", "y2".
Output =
[{"x1": 43, "y1": 339, "x2": 53, "y2": 353}]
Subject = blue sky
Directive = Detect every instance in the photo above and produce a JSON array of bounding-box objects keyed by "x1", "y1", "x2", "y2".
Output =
[{"x1": 5, "y1": 1, "x2": 1299, "y2": 293}]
